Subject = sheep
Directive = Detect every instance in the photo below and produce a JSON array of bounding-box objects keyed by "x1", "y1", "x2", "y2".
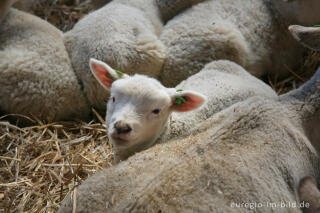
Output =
[
  {"x1": 0, "y1": 8, "x2": 90, "y2": 122},
  {"x1": 63, "y1": 0, "x2": 206, "y2": 115},
  {"x1": 89, "y1": 58, "x2": 276, "y2": 162},
  {"x1": 58, "y1": 63, "x2": 320, "y2": 213},
  {"x1": 159, "y1": 0, "x2": 320, "y2": 86}
]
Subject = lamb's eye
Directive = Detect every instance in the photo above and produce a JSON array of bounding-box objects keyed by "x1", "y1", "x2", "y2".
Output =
[
  {"x1": 152, "y1": 109, "x2": 160, "y2": 114},
  {"x1": 112, "y1": 97, "x2": 115, "y2": 102}
]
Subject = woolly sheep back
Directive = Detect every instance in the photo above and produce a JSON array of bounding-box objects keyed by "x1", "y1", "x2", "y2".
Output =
[
  {"x1": 0, "y1": 9, "x2": 90, "y2": 122},
  {"x1": 159, "y1": 0, "x2": 305, "y2": 86},
  {"x1": 161, "y1": 60, "x2": 277, "y2": 141}
]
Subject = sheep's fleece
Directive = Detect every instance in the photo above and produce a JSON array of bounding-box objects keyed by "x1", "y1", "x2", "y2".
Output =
[
  {"x1": 63, "y1": 0, "x2": 318, "y2": 114},
  {"x1": 1, "y1": 0, "x2": 319, "y2": 122},
  {"x1": 160, "y1": 60, "x2": 277, "y2": 143},
  {"x1": 0, "y1": 9, "x2": 90, "y2": 122},
  {"x1": 58, "y1": 67, "x2": 320, "y2": 212},
  {"x1": 159, "y1": 0, "x2": 312, "y2": 86}
]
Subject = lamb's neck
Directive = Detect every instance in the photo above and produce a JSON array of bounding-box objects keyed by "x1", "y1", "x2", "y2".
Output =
[{"x1": 157, "y1": 113, "x2": 198, "y2": 144}]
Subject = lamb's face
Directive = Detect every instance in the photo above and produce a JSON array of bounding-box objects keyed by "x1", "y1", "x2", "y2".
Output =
[
  {"x1": 89, "y1": 58, "x2": 206, "y2": 160},
  {"x1": 106, "y1": 75, "x2": 173, "y2": 149}
]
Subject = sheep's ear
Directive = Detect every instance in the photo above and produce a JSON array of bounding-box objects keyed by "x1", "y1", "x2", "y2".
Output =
[
  {"x1": 89, "y1": 58, "x2": 128, "y2": 90},
  {"x1": 289, "y1": 25, "x2": 320, "y2": 51},
  {"x1": 171, "y1": 90, "x2": 206, "y2": 112}
]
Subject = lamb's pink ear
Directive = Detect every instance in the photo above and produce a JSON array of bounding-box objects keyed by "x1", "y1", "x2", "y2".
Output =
[
  {"x1": 171, "y1": 90, "x2": 206, "y2": 112},
  {"x1": 89, "y1": 58, "x2": 128, "y2": 90}
]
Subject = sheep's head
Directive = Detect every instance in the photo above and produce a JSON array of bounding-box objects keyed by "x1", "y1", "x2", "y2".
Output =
[{"x1": 89, "y1": 58, "x2": 206, "y2": 160}]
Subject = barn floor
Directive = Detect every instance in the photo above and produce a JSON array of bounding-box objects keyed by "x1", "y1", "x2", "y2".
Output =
[{"x1": 0, "y1": 0, "x2": 320, "y2": 212}]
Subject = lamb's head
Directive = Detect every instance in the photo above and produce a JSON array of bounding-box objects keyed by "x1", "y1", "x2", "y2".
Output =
[{"x1": 89, "y1": 58, "x2": 206, "y2": 161}]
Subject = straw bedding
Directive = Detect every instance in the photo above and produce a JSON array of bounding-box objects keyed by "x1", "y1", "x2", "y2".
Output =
[{"x1": 0, "y1": 0, "x2": 320, "y2": 212}]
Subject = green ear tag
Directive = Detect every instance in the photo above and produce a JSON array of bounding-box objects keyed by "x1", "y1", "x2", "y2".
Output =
[
  {"x1": 105, "y1": 69, "x2": 123, "y2": 81},
  {"x1": 114, "y1": 69, "x2": 124, "y2": 77},
  {"x1": 107, "y1": 75, "x2": 115, "y2": 81},
  {"x1": 175, "y1": 97, "x2": 186, "y2": 105},
  {"x1": 314, "y1": 25, "x2": 320, "y2": 28},
  {"x1": 175, "y1": 89, "x2": 186, "y2": 105}
]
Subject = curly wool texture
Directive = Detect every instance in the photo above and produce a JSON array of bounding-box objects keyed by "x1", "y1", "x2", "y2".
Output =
[
  {"x1": 0, "y1": 9, "x2": 90, "y2": 122},
  {"x1": 161, "y1": 60, "x2": 277, "y2": 141},
  {"x1": 159, "y1": 0, "x2": 307, "y2": 86}
]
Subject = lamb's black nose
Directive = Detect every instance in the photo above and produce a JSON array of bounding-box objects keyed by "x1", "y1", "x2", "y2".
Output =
[{"x1": 114, "y1": 121, "x2": 132, "y2": 134}]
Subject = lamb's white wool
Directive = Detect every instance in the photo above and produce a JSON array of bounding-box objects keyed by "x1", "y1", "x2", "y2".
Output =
[
  {"x1": 0, "y1": 9, "x2": 90, "y2": 122},
  {"x1": 90, "y1": 58, "x2": 276, "y2": 162},
  {"x1": 89, "y1": 58, "x2": 206, "y2": 162},
  {"x1": 163, "y1": 60, "x2": 277, "y2": 141},
  {"x1": 159, "y1": 0, "x2": 320, "y2": 86}
]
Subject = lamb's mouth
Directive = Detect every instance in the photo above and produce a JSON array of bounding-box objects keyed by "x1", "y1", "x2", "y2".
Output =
[{"x1": 111, "y1": 135, "x2": 130, "y2": 145}]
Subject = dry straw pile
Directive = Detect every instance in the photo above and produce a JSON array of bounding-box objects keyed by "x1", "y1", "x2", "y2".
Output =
[
  {"x1": 0, "y1": 111, "x2": 114, "y2": 213},
  {"x1": 1, "y1": 0, "x2": 320, "y2": 212}
]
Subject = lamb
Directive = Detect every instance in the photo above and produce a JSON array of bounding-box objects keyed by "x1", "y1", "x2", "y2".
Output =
[
  {"x1": 89, "y1": 58, "x2": 276, "y2": 162},
  {"x1": 58, "y1": 61, "x2": 320, "y2": 212},
  {"x1": 0, "y1": 8, "x2": 90, "y2": 122},
  {"x1": 63, "y1": 0, "x2": 206, "y2": 114},
  {"x1": 159, "y1": 0, "x2": 320, "y2": 86}
]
